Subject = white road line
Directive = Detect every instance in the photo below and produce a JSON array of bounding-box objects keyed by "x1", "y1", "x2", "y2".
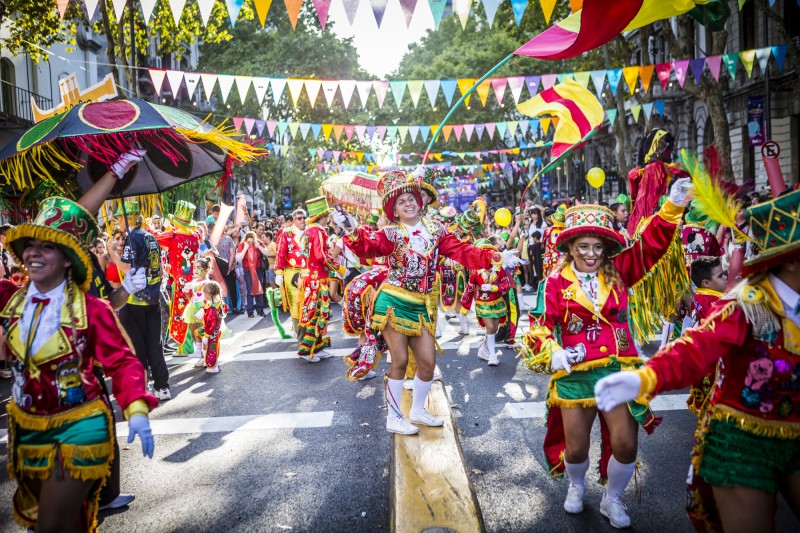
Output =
[
  {"x1": 115, "y1": 410, "x2": 335, "y2": 438},
  {"x1": 220, "y1": 348, "x2": 353, "y2": 362},
  {"x1": 505, "y1": 394, "x2": 690, "y2": 419}
]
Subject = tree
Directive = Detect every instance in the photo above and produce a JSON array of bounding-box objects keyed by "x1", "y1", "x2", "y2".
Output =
[{"x1": 0, "y1": 0, "x2": 85, "y2": 63}]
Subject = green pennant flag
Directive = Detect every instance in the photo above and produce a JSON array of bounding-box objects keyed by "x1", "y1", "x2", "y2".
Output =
[
  {"x1": 573, "y1": 71, "x2": 591, "y2": 89},
  {"x1": 398, "y1": 126, "x2": 408, "y2": 142},
  {"x1": 722, "y1": 53, "x2": 739, "y2": 79},
  {"x1": 739, "y1": 49, "x2": 756, "y2": 78},
  {"x1": 630, "y1": 104, "x2": 642, "y2": 123},
  {"x1": 556, "y1": 73, "x2": 574, "y2": 83},
  {"x1": 507, "y1": 121, "x2": 518, "y2": 137},
  {"x1": 606, "y1": 108, "x2": 618, "y2": 125}
]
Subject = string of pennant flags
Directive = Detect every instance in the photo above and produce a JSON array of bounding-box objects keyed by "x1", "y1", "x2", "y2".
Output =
[
  {"x1": 313, "y1": 155, "x2": 551, "y2": 177},
  {"x1": 148, "y1": 44, "x2": 789, "y2": 113},
  {"x1": 62, "y1": 0, "x2": 585, "y2": 33},
  {"x1": 229, "y1": 98, "x2": 667, "y2": 145}
]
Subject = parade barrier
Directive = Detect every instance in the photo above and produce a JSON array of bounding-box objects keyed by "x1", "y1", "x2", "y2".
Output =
[{"x1": 391, "y1": 379, "x2": 484, "y2": 533}]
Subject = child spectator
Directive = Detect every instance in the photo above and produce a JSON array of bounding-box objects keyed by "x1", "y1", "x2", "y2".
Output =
[{"x1": 197, "y1": 281, "x2": 227, "y2": 373}]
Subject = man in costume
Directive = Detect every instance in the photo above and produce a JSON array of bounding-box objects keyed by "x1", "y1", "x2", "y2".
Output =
[
  {"x1": 297, "y1": 197, "x2": 345, "y2": 362},
  {"x1": 334, "y1": 171, "x2": 522, "y2": 435},
  {"x1": 156, "y1": 200, "x2": 201, "y2": 354},
  {"x1": 519, "y1": 178, "x2": 692, "y2": 528},
  {"x1": 596, "y1": 187, "x2": 800, "y2": 533},
  {"x1": 275, "y1": 207, "x2": 306, "y2": 337},
  {"x1": 541, "y1": 204, "x2": 567, "y2": 279},
  {"x1": 1, "y1": 196, "x2": 157, "y2": 532}
]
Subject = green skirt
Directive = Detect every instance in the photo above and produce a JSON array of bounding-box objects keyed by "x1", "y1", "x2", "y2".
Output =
[{"x1": 371, "y1": 285, "x2": 437, "y2": 337}]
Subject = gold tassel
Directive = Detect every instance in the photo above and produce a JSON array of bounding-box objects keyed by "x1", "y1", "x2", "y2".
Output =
[{"x1": 176, "y1": 127, "x2": 269, "y2": 163}]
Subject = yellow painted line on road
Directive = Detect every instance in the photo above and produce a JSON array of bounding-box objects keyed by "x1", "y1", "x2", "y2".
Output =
[{"x1": 391, "y1": 381, "x2": 484, "y2": 533}]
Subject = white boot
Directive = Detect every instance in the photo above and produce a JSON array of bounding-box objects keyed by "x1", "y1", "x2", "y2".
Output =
[
  {"x1": 458, "y1": 314, "x2": 469, "y2": 335},
  {"x1": 409, "y1": 376, "x2": 444, "y2": 427},
  {"x1": 385, "y1": 378, "x2": 418, "y2": 435}
]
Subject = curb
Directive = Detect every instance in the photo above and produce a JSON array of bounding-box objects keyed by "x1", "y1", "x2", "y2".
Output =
[{"x1": 390, "y1": 381, "x2": 484, "y2": 533}]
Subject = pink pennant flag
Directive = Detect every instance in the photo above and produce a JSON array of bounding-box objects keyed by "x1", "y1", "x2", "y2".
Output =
[
  {"x1": 398, "y1": 0, "x2": 417, "y2": 27},
  {"x1": 464, "y1": 123, "x2": 475, "y2": 141},
  {"x1": 244, "y1": 118, "x2": 256, "y2": 135},
  {"x1": 673, "y1": 59, "x2": 689, "y2": 88},
  {"x1": 355, "y1": 125, "x2": 367, "y2": 140},
  {"x1": 373, "y1": 80, "x2": 389, "y2": 108},
  {"x1": 453, "y1": 124, "x2": 464, "y2": 141},
  {"x1": 540, "y1": 74, "x2": 558, "y2": 90},
  {"x1": 376, "y1": 125, "x2": 387, "y2": 141},
  {"x1": 705, "y1": 55, "x2": 722, "y2": 81},
  {"x1": 485, "y1": 123, "x2": 496, "y2": 139},
  {"x1": 233, "y1": 117, "x2": 244, "y2": 132},
  {"x1": 344, "y1": 125, "x2": 355, "y2": 141},
  {"x1": 491, "y1": 78, "x2": 507, "y2": 105},
  {"x1": 654, "y1": 63, "x2": 672, "y2": 90},
  {"x1": 266, "y1": 120, "x2": 277, "y2": 136},
  {"x1": 313, "y1": 0, "x2": 332, "y2": 30}
]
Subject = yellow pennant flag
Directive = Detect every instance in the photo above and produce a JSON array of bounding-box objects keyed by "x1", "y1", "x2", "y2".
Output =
[
  {"x1": 476, "y1": 79, "x2": 492, "y2": 107},
  {"x1": 540, "y1": 117, "x2": 552, "y2": 133},
  {"x1": 254, "y1": 0, "x2": 272, "y2": 26},
  {"x1": 622, "y1": 66, "x2": 639, "y2": 93},
  {"x1": 356, "y1": 152, "x2": 364, "y2": 161},
  {"x1": 739, "y1": 49, "x2": 756, "y2": 78},
  {"x1": 321, "y1": 124, "x2": 333, "y2": 140},
  {"x1": 541, "y1": 0, "x2": 558, "y2": 24},
  {"x1": 639, "y1": 65, "x2": 654, "y2": 93},
  {"x1": 458, "y1": 78, "x2": 477, "y2": 107}
]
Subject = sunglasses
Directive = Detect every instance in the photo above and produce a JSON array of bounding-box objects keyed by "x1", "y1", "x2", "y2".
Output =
[
  {"x1": 11, "y1": 274, "x2": 25, "y2": 282},
  {"x1": 294, "y1": 216, "x2": 306, "y2": 220}
]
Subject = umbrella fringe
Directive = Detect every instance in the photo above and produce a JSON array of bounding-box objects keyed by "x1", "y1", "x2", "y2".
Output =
[
  {"x1": 0, "y1": 142, "x2": 82, "y2": 190},
  {"x1": 66, "y1": 130, "x2": 189, "y2": 168},
  {"x1": 176, "y1": 127, "x2": 269, "y2": 163}
]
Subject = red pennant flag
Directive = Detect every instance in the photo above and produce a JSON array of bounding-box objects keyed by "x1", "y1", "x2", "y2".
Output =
[{"x1": 654, "y1": 63, "x2": 672, "y2": 90}]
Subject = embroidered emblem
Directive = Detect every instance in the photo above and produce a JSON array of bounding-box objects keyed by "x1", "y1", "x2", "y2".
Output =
[
  {"x1": 740, "y1": 356, "x2": 774, "y2": 411},
  {"x1": 561, "y1": 288, "x2": 575, "y2": 300},
  {"x1": 586, "y1": 323, "x2": 602, "y2": 343},
  {"x1": 566, "y1": 313, "x2": 584, "y2": 334},
  {"x1": 741, "y1": 285, "x2": 765, "y2": 303},
  {"x1": 616, "y1": 308, "x2": 628, "y2": 324},
  {"x1": 56, "y1": 359, "x2": 87, "y2": 407},
  {"x1": 10, "y1": 361, "x2": 32, "y2": 408},
  {"x1": 615, "y1": 328, "x2": 630, "y2": 351}
]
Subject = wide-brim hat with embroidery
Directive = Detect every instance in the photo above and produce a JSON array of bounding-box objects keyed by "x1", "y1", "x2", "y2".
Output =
[
  {"x1": 550, "y1": 203, "x2": 567, "y2": 227},
  {"x1": 556, "y1": 204, "x2": 626, "y2": 255},
  {"x1": 305, "y1": 196, "x2": 330, "y2": 223},
  {"x1": 412, "y1": 165, "x2": 438, "y2": 209},
  {"x1": 6, "y1": 196, "x2": 99, "y2": 292},
  {"x1": 743, "y1": 188, "x2": 800, "y2": 276},
  {"x1": 378, "y1": 170, "x2": 422, "y2": 223},
  {"x1": 438, "y1": 205, "x2": 457, "y2": 222},
  {"x1": 167, "y1": 200, "x2": 197, "y2": 230}
]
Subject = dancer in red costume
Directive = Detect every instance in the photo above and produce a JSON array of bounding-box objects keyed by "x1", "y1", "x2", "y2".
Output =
[
  {"x1": 157, "y1": 200, "x2": 200, "y2": 352},
  {"x1": 197, "y1": 281, "x2": 226, "y2": 373},
  {"x1": 519, "y1": 178, "x2": 692, "y2": 529}
]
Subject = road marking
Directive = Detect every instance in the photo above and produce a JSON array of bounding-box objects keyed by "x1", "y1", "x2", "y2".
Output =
[
  {"x1": 114, "y1": 410, "x2": 335, "y2": 438},
  {"x1": 505, "y1": 393, "x2": 689, "y2": 419}
]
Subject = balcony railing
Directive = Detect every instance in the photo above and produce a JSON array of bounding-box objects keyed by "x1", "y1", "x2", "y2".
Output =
[{"x1": 0, "y1": 80, "x2": 54, "y2": 126}]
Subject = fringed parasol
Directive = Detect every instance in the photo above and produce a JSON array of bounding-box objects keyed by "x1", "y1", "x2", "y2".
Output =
[{"x1": 321, "y1": 171, "x2": 382, "y2": 217}]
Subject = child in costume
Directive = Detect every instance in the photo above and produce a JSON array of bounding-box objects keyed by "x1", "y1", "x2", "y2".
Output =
[
  {"x1": 196, "y1": 281, "x2": 226, "y2": 373},
  {"x1": 275, "y1": 208, "x2": 307, "y2": 338},
  {"x1": 596, "y1": 187, "x2": 800, "y2": 533},
  {"x1": 182, "y1": 256, "x2": 212, "y2": 360},
  {"x1": 519, "y1": 178, "x2": 692, "y2": 529},
  {"x1": 685, "y1": 255, "x2": 728, "y2": 415},
  {"x1": 334, "y1": 171, "x2": 522, "y2": 435},
  {"x1": 460, "y1": 237, "x2": 512, "y2": 366},
  {"x1": 1, "y1": 197, "x2": 157, "y2": 532}
]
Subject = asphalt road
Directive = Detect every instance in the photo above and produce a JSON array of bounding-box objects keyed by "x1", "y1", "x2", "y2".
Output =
[{"x1": 0, "y1": 300, "x2": 796, "y2": 533}]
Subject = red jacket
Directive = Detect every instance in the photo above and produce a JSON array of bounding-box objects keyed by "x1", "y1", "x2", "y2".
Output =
[
  {"x1": 0, "y1": 280, "x2": 158, "y2": 416},
  {"x1": 301, "y1": 224, "x2": 343, "y2": 280},
  {"x1": 461, "y1": 267, "x2": 511, "y2": 311},
  {"x1": 274, "y1": 225, "x2": 305, "y2": 273}
]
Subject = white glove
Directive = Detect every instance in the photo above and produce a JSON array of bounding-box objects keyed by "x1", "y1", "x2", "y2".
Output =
[
  {"x1": 332, "y1": 209, "x2": 357, "y2": 233},
  {"x1": 594, "y1": 371, "x2": 642, "y2": 412},
  {"x1": 110, "y1": 149, "x2": 147, "y2": 179},
  {"x1": 275, "y1": 274, "x2": 284, "y2": 287},
  {"x1": 480, "y1": 283, "x2": 493, "y2": 292},
  {"x1": 127, "y1": 414, "x2": 154, "y2": 458},
  {"x1": 668, "y1": 177, "x2": 693, "y2": 207},
  {"x1": 121, "y1": 267, "x2": 147, "y2": 294},
  {"x1": 411, "y1": 165, "x2": 426, "y2": 178},
  {"x1": 501, "y1": 249, "x2": 525, "y2": 269},
  {"x1": 550, "y1": 349, "x2": 572, "y2": 373}
]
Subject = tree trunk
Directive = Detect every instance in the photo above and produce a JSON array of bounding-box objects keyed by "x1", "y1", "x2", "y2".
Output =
[
  {"x1": 100, "y1": 0, "x2": 120, "y2": 88},
  {"x1": 663, "y1": 17, "x2": 734, "y2": 182}
]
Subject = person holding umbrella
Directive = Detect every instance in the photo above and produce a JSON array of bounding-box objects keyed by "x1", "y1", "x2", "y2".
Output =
[{"x1": 0, "y1": 196, "x2": 157, "y2": 532}]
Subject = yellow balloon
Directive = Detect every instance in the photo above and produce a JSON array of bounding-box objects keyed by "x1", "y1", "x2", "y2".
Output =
[
  {"x1": 494, "y1": 208, "x2": 512, "y2": 227},
  {"x1": 586, "y1": 167, "x2": 606, "y2": 189}
]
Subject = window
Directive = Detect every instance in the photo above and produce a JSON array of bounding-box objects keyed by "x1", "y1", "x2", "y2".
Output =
[{"x1": 740, "y1": 1, "x2": 756, "y2": 50}]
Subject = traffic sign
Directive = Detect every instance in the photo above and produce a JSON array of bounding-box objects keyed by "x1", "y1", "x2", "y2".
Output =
[{"x1": 761, "y1": 140, "x2": 780, "y2": 159}]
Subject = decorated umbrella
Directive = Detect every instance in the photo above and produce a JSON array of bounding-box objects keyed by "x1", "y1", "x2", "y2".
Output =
[
  {"x1": 0, "y1": 98, "x2": 267, "y2": 199},
  {"x1": 321, "y1": 171, "x2": 382, "y2": 216}
]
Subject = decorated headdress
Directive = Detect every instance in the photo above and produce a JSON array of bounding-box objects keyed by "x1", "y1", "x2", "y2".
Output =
[
  {"x1": 6, "y1": 197, "x2": 99, "y2": 291},
  {"x1": 550, "y1": 203, "x2": 567, "y2": 227},
  {"x1": 474, "y1": 238, "x2": 493, "y2": 248},
  {"x1": 743, "y1": 188, "x2": 800, "y2": 276},
  {"x1": 615, "y1": 194, "x2": 630, "y2": 210},
  {"x1": 438, "y1": 206, "x2": 457, "y2": 223},
  {"x1": 366, "y1": 211, "x2": 380, "y2": 225},
  {"x1": 305, "y1": 196, "x2": 330, "y2": 224},
  {"x1": 638, "y1": 128, "x2": 674, "y2": 166},
  {"x1": 377, "y1": 170, "x2": 421, "y2": 223},
  {"x1": 556, "y1": 204, "x2": 625, "y2": 254},
  {"x1": 412, "y1": 165, "x2": 438, "y2": 209},
  {"x1": 167, "y1": 200, "x2": 197, "y2": 230}
]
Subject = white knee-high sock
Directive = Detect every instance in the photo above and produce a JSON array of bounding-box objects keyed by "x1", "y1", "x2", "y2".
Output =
[
  {"x1": 564, "y1": 458, "x2": 590, "y2": 488},
  {"x1": 410, "y1": 376, "x2": 432, "y2": 415},
  {"x1": 386, "y1": 378, "x2": 405, "y2": 419},
  {"x1": 606, "y1": 456, "x2": 636, "y2": 500},
  {"x1": 486, "y1": 333, "x2": 496, "y2": 355},
  {"x1": 458, "y1": 314, "x2": 468, "y2": 331}
]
